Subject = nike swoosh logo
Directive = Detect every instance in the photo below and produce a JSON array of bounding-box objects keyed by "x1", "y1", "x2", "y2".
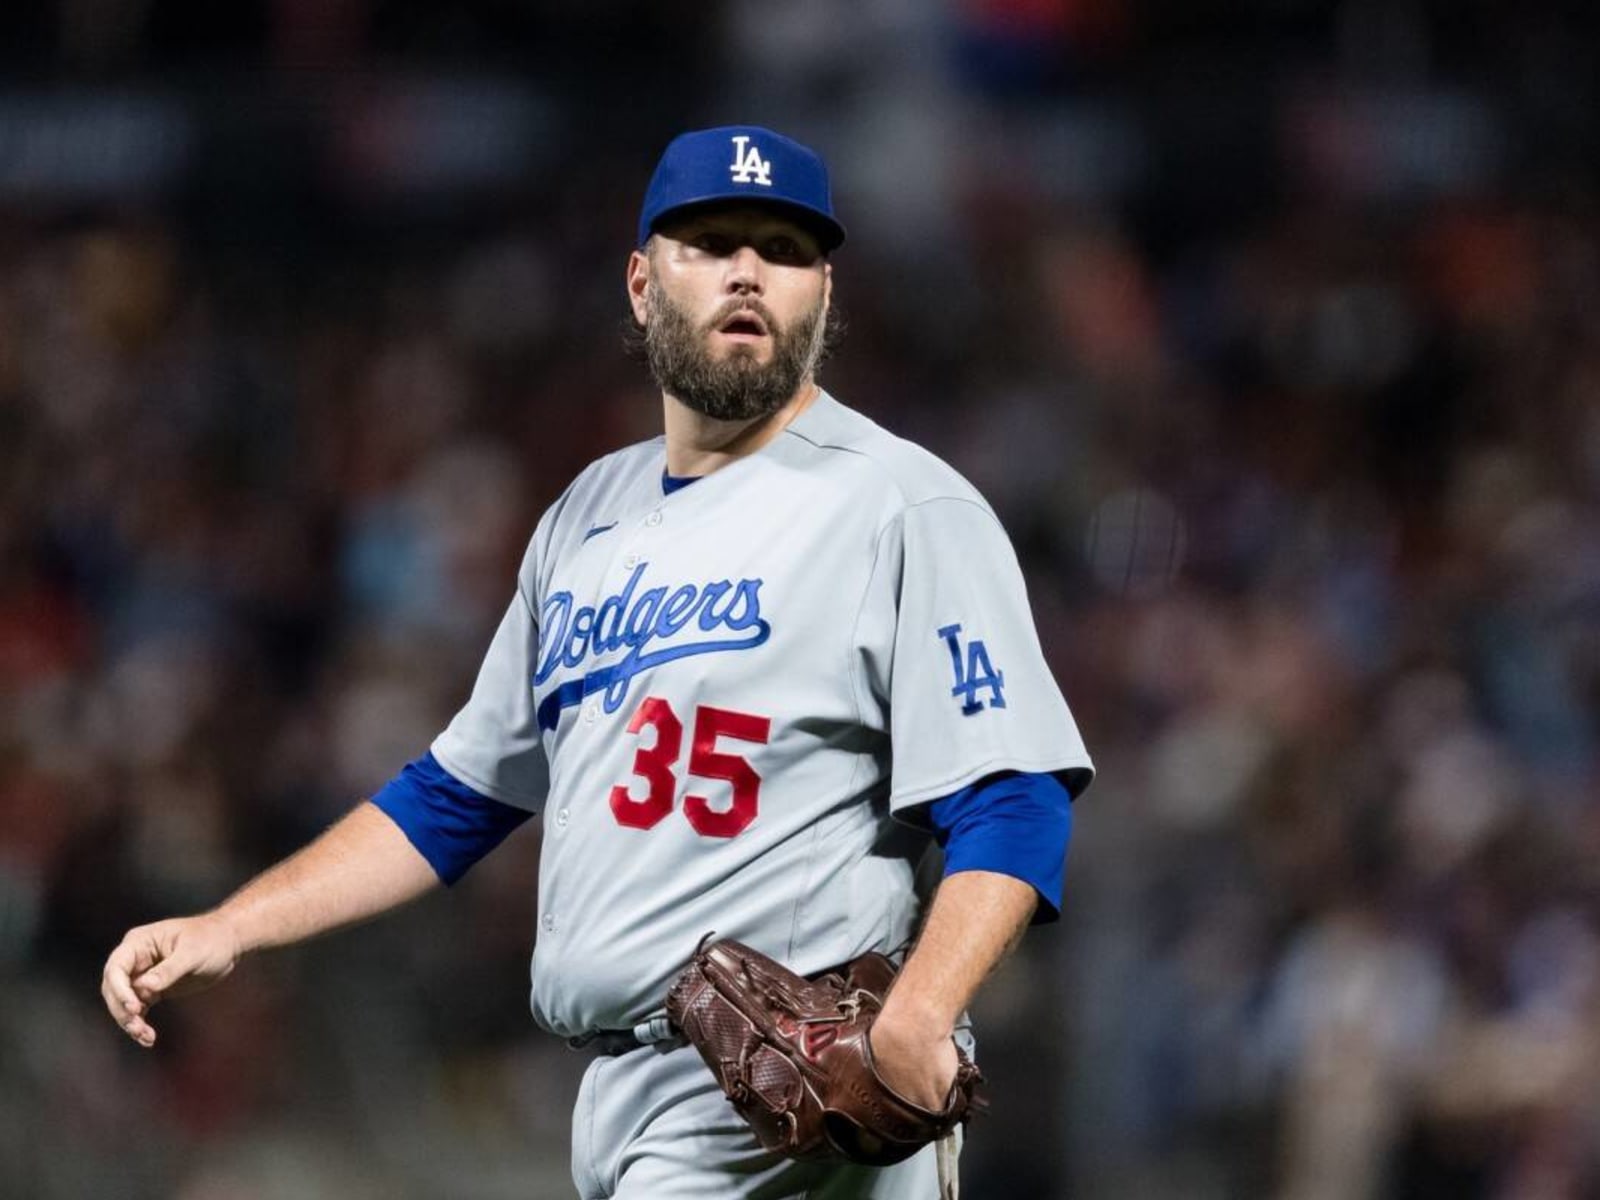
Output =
[{"x1": 583, "y1": 522, "x2": 618, "y2": 542}]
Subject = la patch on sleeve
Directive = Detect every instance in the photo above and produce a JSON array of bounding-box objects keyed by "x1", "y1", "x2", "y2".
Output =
[{"x1": 938, "y1": 624, "x2": 1007, "y2": 715}]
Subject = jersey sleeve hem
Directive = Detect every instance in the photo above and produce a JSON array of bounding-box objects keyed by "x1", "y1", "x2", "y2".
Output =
[
  {"x1": 428, "y1": 742, "x2": 544, "y2": 814},
  {"x1": 889, "y1": 754, "x2": 1095, "y2": 817},
  {"x1": 370, "y1": 752, "x2": 532, "y2": 886}
]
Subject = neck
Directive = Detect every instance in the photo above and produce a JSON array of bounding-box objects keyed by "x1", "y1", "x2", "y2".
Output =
[{"x1": 661, "y1": 381, "x2": 820, "y2": 477}]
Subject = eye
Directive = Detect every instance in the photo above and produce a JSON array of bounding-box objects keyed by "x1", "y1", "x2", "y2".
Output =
[
  {"x1": 692, "y1": 232, "x2": 736, "y2": 256},
  {"x1": 763, "y1": 236, "x2": 805, "y2": 263}
]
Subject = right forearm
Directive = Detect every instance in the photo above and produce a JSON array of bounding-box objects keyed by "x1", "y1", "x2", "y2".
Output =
[{"x1": 214, "y1": 801, "x2": 440, "y2": 954}]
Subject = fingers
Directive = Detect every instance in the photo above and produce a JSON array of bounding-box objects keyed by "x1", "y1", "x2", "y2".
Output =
[
  {"x1": 131, "y1": 958, "x2": 182, "y2": 1001},
  {"x1": 103, "y1": 921, "x2": 199, "y2": 1047},
  {"x1": 102, "y1": 928, "x2": 163, "y2": 1047},
  {"x1": 103, "y1": 951, "x2": 141, "y2": 1015},
  {"x1": 122, "y1": 1010, "x2": 159, "y2": 1047},
  {"x1": 101, "y1": 916, "x2": 240, "y2": 1047}
]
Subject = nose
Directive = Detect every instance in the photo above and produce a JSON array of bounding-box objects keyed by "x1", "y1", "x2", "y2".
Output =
[{"x1": 724, "y1": 244, "x2": 764, "y2": 295}]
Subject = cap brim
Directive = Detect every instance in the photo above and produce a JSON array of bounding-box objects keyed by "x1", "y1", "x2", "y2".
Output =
[{"x1": 645, "y1": 195, "x2": 846, "y2": 252}]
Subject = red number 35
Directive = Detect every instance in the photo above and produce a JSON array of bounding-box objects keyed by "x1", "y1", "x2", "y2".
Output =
[{"x1": 608, "y1": 697, "x2": 771, "y2": 838}]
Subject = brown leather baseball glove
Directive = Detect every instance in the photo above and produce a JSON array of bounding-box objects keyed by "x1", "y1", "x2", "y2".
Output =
[{"x1": 664, "y1": 936, "x2": 983, "y2": 1166}]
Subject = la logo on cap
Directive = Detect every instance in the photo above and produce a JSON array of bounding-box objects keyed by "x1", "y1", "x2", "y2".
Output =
[{"x1": 729, "y1": 135, "x2": 773, "y2": 187}]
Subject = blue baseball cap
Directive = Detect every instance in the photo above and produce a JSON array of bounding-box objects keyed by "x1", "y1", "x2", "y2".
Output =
[{"x1": 637, "y1": 125, "x2": 846, "y2": 252}]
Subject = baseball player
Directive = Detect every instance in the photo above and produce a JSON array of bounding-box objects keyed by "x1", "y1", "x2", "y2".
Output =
[{"x1": 101, "y1": 126, "x2": 1094, "y2": 1198}]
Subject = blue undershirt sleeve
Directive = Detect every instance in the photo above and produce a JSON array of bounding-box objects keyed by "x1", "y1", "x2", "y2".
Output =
[
  {"x1": 370, "y1": 751, "x2": 533, "y2": 885},
  {"x1": 926, "y1": 771, "x2": 1075, "y2": 924}
]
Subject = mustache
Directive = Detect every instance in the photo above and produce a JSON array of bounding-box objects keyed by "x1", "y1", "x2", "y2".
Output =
[{"x1": 704, "y1": 297, "x2": 780, "y2": 335}]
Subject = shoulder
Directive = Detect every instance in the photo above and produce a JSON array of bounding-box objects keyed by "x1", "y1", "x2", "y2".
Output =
[
  {"x1": 779, "y1": 393, "x2": 993, "y2": 518},
  {"x1": 564, "y1": 436, "x2": 665, "y2": 504},
  {"x1": 520, "y1": 436, "x2": 663, "y2": 581},
  {"x1": 540, "y1": 436, "x2": 662, "y2": 529}
]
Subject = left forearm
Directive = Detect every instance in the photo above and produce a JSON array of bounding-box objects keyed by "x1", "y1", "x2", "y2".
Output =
[{"x1": 879, "y1": 869, "x2": 1038, "y2": 1037}]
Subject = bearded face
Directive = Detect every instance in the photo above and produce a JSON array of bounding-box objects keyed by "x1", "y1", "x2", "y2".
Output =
[{"x1": 642, "y1": 276, "x2": 829, "y2": 422}]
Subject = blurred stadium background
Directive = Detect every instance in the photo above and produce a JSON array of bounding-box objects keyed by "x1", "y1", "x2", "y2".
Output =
[{"x1": 4, "y1": 2, "x2": 1600, "y2": 1197}]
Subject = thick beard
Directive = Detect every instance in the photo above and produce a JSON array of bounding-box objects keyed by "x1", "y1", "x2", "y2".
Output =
[{"x1": 643, "y1": 280, "x2": 827, "y2": 421}]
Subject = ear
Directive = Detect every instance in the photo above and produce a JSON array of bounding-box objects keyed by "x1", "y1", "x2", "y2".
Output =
[{"x1": 626, "y1": 248, "x2": 650, "y2": 325}]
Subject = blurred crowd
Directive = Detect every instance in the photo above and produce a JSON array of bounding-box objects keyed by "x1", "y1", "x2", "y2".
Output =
[{"x1": 5, "y1": 3, "x2": 1600, "y2": 1200}]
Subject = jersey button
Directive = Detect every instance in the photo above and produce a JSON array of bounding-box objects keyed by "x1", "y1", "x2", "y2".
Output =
[
  {"x1": 622, "y1": 553, "x2": 640, "y2": 570},
  {"x1": 555, "y1": 808, "x2": 570, "y2": 829},
  {"x1": 645, "y1": 510, "x2": 663, "y2": 527},
  {"x1": 541, "y1": 913, "x2": 556, "y2": 933},
  {"x1": 583, "y1": 703, "x2": 599, "y2": 724}
]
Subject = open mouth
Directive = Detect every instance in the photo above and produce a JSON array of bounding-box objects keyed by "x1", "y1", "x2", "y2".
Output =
[{"x1": 718, "y1": 311, "x2": 769, "y2": 338}]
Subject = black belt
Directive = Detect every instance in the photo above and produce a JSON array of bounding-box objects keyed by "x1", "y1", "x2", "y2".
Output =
[{"x1": 568, "y1": 1015, "x2": 681, "y2": 1056}]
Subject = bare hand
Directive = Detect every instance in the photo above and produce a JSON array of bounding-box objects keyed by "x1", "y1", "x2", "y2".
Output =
[
  {"x1": 867, "y1": 1014, "x2": 961, "y2": 1112},
  {"x1": 100, "y1": 915, "x2": 242, "y2": 1047}
]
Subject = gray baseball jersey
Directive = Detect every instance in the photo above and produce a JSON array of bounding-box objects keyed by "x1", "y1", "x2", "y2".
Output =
[{"x1": 431, "y1": 391, "x2": 1093, "y2": 1040}]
